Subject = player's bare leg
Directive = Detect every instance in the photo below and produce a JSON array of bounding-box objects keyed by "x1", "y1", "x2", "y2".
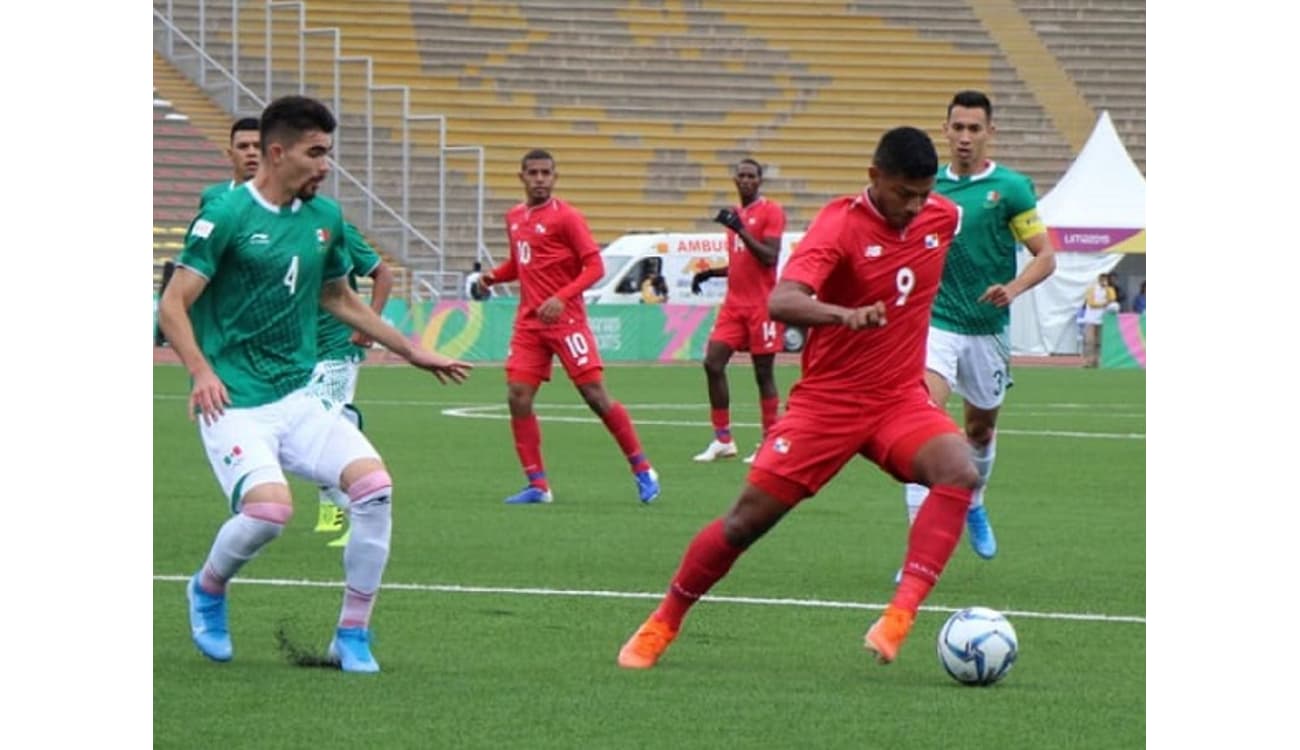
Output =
[
  {"x1": 867, "y1": 433, "x2": 978, "y2": 664},
  {"x1": 619, "y1": 484, "x2": 790, "y2": 668},
  {"x1": 903, "y1": 369, "x2": 954, "y2": 523},
  {"x1": 576, "y1": 379, "x2": 659, "y2": 502},
  {"x1": 695, "y1": 340, "x2": 739, "y2": 462},
  {"x1": 961, "y1": 401, "x2": 999, "y2": 559},
  {"x1": 745, "y1": 352, "x2": 780, "y2": 463},
  {"x1": 504, "y1": 381, "x2": 552, "y2": 504}
]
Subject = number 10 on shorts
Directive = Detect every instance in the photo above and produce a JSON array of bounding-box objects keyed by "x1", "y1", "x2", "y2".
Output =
[{"x1": 565, "y1": 332, "x2": 590, "y2": 365}]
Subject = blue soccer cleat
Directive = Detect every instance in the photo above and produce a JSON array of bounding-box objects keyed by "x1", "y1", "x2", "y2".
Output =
[
  {"x1": 966, "y1": 505, "x2": 998, "y2": 559},
  {"x1": 634, "y1": 468, "x2": 660, "y2": 503},
  {"x1": 328, "y1": 627, "x2": 380, "y2": 673},
  {"x1": 186, "y1": 573, "x2": 233, "y2": 662},
  {"x1": 504, "y1": 486, "x2": 553, "y2": 505}
]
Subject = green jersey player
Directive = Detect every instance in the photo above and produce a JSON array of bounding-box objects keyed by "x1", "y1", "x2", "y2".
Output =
[
  {"x1": 197, "y1": 117, "x2": 261, "y2": 211},
  {"x1": 898, "y1": 90, "x2": 1057, "y2": 566},
  {"x1": 309, "y1": 222, "x2": 393, "y2": 546},
  {"x1": 158, "y1": 95, "x2": 471, "y2": 673}
]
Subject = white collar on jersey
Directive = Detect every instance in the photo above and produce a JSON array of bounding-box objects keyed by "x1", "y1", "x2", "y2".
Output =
[
  {"x1": 245, "y1": 182, "x2": 303, "y2": 214},
  {"x1": 944, "y1": 160, "x2": 997, "y2": 182}
]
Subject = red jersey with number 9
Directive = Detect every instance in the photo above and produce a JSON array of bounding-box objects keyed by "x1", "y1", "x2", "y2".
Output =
[{"x1": 779, "y1": 190, "x2": 962, "y2": 399}]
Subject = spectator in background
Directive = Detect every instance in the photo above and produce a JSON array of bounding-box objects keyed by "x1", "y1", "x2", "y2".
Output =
[
  {"x1": 1081, "y1": 273, "x2": 1116, "y2": 367},
  {"x1": 640, "y1": 272, "x2": 668, "y2": 304},
  {"x1": 1133, "y1": 281, "x2": 1146, "y2": 314},
  {"x1": 1106, "y1": 272, "x2": 1126, "y2": 312}
]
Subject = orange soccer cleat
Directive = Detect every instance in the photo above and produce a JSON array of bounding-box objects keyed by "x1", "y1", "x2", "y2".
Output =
[
  {"x1": 863, "y1": 606, "x2": 916, "y2": 665},
  {"x1": 617, "y1": 617, "x2": 678, "y2": 669}
]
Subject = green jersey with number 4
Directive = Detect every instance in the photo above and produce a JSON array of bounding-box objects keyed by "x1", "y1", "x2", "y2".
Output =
[
  {"x1": 315, "y1": 222, "x2": 382, "y2": 362},
  {"x1": 178, "y1": 182, "x2": 350, "y2": 407},
  {"x1": 931, "y1": 161, "x2": 1046, "y2": 336}
]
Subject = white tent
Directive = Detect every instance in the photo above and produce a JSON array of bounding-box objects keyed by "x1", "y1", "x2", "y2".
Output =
[{"x1": 1011, "y1": 111, "x2": 1146, "y2": 355}]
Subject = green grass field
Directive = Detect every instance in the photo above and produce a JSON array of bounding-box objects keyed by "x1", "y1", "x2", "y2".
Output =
[{"x1": 154, "y1": 363, "x2": 1145, "y2": 749}]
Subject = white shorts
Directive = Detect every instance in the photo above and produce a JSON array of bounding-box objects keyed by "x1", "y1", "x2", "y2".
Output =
[
  {"x1": 198, "y1": 386, "x2": 380, "y2": 512},
  {"x1": 925, "y1": 327, "x2": 1013, "y2": 410},
  {"x1": 309, "y1": 357, "x2": 362, "y2": 405}
]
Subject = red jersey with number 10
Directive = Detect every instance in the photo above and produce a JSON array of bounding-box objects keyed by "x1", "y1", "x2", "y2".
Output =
[
  {"x1": 722, "y1": 196, "x2": 786, "y2": 311},
  {"x1": 503, "y1": 198, "x2": 601, "y2": 330},
  {"x1": 780, "y1": 190, "x2": 962, "y2": 400}
]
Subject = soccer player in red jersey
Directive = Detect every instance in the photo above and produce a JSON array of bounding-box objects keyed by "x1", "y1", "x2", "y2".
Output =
[
  {"x1": 618, "y1": 127, "x2": 980, "y2": 669},
  {"x1": 690, "y1": 158, "x2": 788, "y2": 464},
  {"x1": 474, "y1": 149, "x2": 660, "y2": 505}
]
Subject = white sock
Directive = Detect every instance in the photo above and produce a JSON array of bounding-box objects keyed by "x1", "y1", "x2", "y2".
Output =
[
  {"x1": 969, "y1": 436, "x2": 997, "y2": 510},
  {"x1": 339, "y1": 476, "x2": 392, "y2": 629},
  {"x1": 199, "y1": 505, "x2": 289, "y2": 594},
  {"x1": 903, "y1": 483, "x2": 929, "y2": 525}
]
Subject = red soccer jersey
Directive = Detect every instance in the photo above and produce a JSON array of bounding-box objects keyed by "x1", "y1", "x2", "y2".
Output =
[
  {"x1": 503, "y1": 198, "x2": 601, "y2": 329},
  {"x1": 780, "y1": 189, "x2": 962, "y2": 399},
  {"x1": 722, "y1": 196, "x2": 786, "y2": 310}
]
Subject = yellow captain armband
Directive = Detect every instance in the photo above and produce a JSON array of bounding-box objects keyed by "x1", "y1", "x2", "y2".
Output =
[{"x1": 1009, "y1": 208, "x2": 1046, "y2": 242}]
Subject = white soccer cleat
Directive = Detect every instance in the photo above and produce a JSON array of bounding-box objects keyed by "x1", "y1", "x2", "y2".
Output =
[{"x1": 693, "y1": 439, "x2": 738, "y2": 462}]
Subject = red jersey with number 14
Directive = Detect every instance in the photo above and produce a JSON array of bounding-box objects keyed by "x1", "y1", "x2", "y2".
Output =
[
  {"x1": 722, "y1": 196, "x2": 786, "y2": 311},
  {"x1": 503, "y1": 198, "x2": 601, "y2": 330},
  {"x1": 780, "y1": 190, "x2": 961, "y2": 400}
]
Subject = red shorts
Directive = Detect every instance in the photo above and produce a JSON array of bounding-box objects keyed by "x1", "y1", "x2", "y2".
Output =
[
  {"x1": 505, "y1": 322, "x2": 604, "y2": 387},
  {"x1": 747, "y1": 385, "x2": 961, "y2": 505},
  {"x1": 710, "y1": 305, "x2": 785, "y2": 355}
]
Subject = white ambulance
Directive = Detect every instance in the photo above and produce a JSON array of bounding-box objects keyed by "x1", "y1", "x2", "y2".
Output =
[{"x1": 582, "y1": 230, "x2": 807, "y2": 351}]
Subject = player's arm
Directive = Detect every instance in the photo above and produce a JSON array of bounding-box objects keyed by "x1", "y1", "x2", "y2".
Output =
[
  {"x1": 350, "y1": 261, "x2": 393, "y2": 348},
  {"x1": 768, "y1": 280, "x2": 885, "y2": 331},
  {"x1": 736, "y1": 230, "x2": 781, "y2": 266},
  {"x1": 320, "y1": 278, "x2": 472, "y2": 384},
  {"x1": 158, "y1": 268, "x2": 230, "y2": 424},
  {"x1": 473, "y1": 229, "x2": 519, "y2": 296},
  {"x1": 980, "y1": 187, "x2": 1056, "y2": 307}
]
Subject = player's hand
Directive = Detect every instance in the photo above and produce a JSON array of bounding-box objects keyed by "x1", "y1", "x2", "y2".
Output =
[
  {"x1": 470, "y1": 271, "x2": 493, "y2": 301},
  {"x1": 978, "y1": 284, "x2": 1015, "y2": 308},
  {"x1": 408, "y1": 349, "x2": 473, "y2": 385},
  {"x1": 349, "y1": 331, "x2": 376, "y2": 348},
  {"x1": 537, "y1": 296, "x2": 564, "y2": 323},
  {"x1": 691, "y1": 270, "x2": 711, "y2": 295},
  {"x1": 188, "y1": 369, "x2": 231, "y2": 426},
  {"x1": 841, "y1": 301, "x2": 887, "y2": 330},
  {"x1": 714, "y1": 208, "x2": 744, "y2": 233}
]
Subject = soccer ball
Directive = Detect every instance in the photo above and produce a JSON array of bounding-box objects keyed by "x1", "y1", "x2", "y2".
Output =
[{"x1": 936, "y1": 607, "x2": 1019, "y2": 686}]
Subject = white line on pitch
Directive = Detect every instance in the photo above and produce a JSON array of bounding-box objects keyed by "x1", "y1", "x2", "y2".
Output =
[
  {"x1": 152, "y1": 574, "x2": 1144, "y2": 624},
  {"x1": 440, "y1": 405, "x2": 1145, "y2": 440}
]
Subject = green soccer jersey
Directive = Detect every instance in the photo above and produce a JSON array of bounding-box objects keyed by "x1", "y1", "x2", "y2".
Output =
[
  {"x1": 316, "y1": 222, "x2": 382, "y2": 362},
  {"x1": 178, "y1": 182, "x2": 350, "y2": 408},
  {"x1": 199, "y1": 180, "x2": 238, "y2": 210},
  {"x1": 931, "y1": 161, "x2": 1046, "y2": 335}
]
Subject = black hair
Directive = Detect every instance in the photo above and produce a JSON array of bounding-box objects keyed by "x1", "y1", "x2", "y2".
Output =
[
  {"x1": 521, "y1": 149, "x2": 555, "y2": 169},
  {"x1": 872, "y1": 127, "x2": 939, "y2": 180},
  {"x1": 736, "y1": 158, "x2": 763, "y2": 178},
  {"x1": 259, "y1": 96, "x2": 336, "y2": 153},
  {"x1": 947, "y1": 90, "x2": 993, "y2": 120},
  {"x1": 229, "y1": 117, "x2": 260, "y2": 142}
]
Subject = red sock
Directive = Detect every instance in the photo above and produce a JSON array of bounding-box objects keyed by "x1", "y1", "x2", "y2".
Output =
[
  {"x1": 652, "y1": 518, "x2": 744, "y2": 630},
  {"x1": 510, "y1": 415, "x2": 548, "y2": 490},
  {"x1": 710, "y1": 408, "x2": 733, "y2": 443},
  {"x1": 893, "y1": 484, "x2": 971, "y2": 613},
  {"x1": 759, "y1": 396, "x2": 780, "y2": 436},
  {"x1": 602, "y1": 402, "x2": 651, "y2": 473}
]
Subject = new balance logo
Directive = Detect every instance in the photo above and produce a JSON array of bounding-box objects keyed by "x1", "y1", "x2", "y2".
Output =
[{"x1": 864, "y1": 245, "x2": 882, "y2": 258}]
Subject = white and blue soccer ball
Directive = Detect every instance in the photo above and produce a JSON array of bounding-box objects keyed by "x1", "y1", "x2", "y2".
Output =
[{"x1": 936, "y1": 607, "x2": 1019, "y2": 686}]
